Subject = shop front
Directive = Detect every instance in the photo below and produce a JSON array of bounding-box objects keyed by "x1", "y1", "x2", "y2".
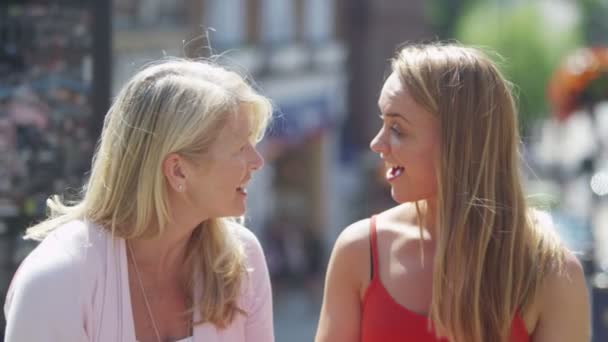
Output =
[{"x1": 246, "y1": 72, "x2": 345, "y2": 287}]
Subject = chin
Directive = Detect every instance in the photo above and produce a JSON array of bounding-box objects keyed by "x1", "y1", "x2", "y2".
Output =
[
  {"x1": 390, "y1": 188, "x2": 420, "y2": 204},
  {"x1": 391, "y1": 186, "x2": 436, "y2": 205},
  {"x1": 390, "y1": 189, "x2": 407, "y2": 203},
  {"x1": 208, "y1": 206, "x2": 246, "y2": 219},
  {"x1": 227, "y1": 205, "x2": 247, "y2": 217}
]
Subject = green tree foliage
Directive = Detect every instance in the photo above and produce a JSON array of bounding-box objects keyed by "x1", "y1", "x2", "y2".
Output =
[
  {"x1": 427, "y1": 0, "x2": 480, "y2": 38},
  {"x1": 455, "y1": 2, "x2": 581, "y2": 130}
]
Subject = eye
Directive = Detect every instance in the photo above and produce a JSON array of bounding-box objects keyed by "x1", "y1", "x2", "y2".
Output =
[{"x1": 390, "y1": 124, "x2": 402, "y2": 136}]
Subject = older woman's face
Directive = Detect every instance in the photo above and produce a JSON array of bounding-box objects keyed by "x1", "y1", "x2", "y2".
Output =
[
  {"x1": 370, "y1": 72, "x2": 440, "y2": 204},
  {"x1": 183, "y1": 106, "x2": 264, "y2": 218}
]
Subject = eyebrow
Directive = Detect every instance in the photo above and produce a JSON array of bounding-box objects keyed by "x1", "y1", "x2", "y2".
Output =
[{"x1": 379, "y1": 112, "x2": 411, "y2": 124}]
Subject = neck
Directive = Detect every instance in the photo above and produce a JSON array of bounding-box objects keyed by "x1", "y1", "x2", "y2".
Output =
[
  {"x1": 127, "y1": 223, "x2": 199, "y2": 281},
  {"x1": 419, "y1": 198, "x2": 438, "y2": 241}
]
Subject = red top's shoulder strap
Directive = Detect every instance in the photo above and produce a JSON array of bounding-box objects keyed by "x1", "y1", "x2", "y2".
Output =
[{"x1": 369, "y1": 215, "x2": 379, "y2": 280}]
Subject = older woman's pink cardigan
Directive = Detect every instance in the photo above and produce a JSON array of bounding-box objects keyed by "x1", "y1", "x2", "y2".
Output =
[{"x1": 4, "y1": 220, "x2": 274, "y2": 342}]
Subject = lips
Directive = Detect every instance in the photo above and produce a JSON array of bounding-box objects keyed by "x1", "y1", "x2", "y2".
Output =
[
  {"x1": 236, "y1": 176, "x2": 251, "y2": 195},
  {"x1": 386, "y1": 165, "x2": 405, "y2": 181}
]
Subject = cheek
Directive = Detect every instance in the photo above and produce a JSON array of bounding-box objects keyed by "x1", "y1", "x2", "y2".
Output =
[
  {"x1": 233, "y1": 156, "x2": 247, "y2": 172},
  {"x1": 393, "y1": 142, "x2": 437, "y2": 178},
  {"x1": 222, "y1": 157, "x2": 247, "y2": 179}
]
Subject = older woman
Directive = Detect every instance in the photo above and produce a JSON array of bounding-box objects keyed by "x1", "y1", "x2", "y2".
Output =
[{"x1": 4, "y1": 59, "x2": 274, "y2": 342}]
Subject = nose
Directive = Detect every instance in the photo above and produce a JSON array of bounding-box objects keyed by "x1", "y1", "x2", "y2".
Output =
[
  {"x1": 250, "y1": 146, "x2": 265, "y2": 170},
  {"x1": 370, "y1": 128, "x2": 389, "y2": 155}
]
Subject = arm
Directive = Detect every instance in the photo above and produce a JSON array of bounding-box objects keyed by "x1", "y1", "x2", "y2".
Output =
[
  {"x1": 315, "y1": 221, "x2": 369, "y2": 342},
  {"x1": 242, "y1": 230, "x2": 274, "y2": 342},
  {"x1": 4, "y1": 249, "x2": 88, "y2": 341},
  {"x1": 531, "y1": 251, "x2": 591, "y2": 342}
]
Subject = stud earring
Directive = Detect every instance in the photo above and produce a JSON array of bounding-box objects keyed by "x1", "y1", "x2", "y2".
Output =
[{"x1": 177, "y1": 184, "x2": 184, "y2": 192}]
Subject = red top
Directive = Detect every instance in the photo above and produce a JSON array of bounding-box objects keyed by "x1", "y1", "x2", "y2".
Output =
[{"x1": 361, "y1": 216, "x2": 530, "y2": 342}]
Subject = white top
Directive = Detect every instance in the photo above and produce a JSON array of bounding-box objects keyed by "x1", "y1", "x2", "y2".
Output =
[{"x1": 4, "y1": 220, "x2": 274, "y2": 342}]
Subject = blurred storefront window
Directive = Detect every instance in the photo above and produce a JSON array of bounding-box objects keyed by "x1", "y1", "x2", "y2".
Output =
[
  {"x1": 114, "y1": 0, "x2": 188, "y2": 29},
  {"x1": 261, "y1": 0, "x2": 295, "y2": 46},
  {"x1": 305, "y1": 0, "x2": 334, "y2": 44},
  {"x1": 205, "y1": 0, "x2": 246, "y2": 49}
]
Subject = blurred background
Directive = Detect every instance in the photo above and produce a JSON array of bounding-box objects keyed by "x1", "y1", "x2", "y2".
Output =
[{"x1": 1, "y1": 0, "x2": 608, "y2": 341}]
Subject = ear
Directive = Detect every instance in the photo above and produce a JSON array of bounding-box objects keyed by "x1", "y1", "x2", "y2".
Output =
[{"x1": 162, "y1": 153, "x2": 187, "y2": 192}]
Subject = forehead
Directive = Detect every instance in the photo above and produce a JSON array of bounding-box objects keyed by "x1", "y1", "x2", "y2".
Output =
[
  {"x1": 378, "y1": 73, "x2": 410, "y2": 109},
  {"x1": 219, "y1": 105, "x2": 252, "y2": 139},
  {"x1": 378, "y1": 72, "x2": 438, "y2": 129},
  {"x1": 380, "y1": 73, "x2": 404, "y2": 98}
]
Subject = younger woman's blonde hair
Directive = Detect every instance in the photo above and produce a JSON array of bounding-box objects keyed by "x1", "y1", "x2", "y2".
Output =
[
  {"x1": 25, "y1": 58, "x2": 272, "y2": 327},
  {"x1": 392, "y1": 43, "x2": 564, "y2": 342}
]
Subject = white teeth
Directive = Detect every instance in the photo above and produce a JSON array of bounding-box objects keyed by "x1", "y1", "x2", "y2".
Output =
[
  {"x1": 386, "y1": 166, "x2": 404, "y2": 180},
  {"x1": 237, "y1": 187, "x2": 248, "y2": 194}
]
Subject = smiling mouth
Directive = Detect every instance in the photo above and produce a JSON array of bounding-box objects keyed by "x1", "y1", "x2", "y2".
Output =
[
  {"x1": 236, "y1": 187, "x2": 248, "y2": 195},
  {"x1": 386, "y1": 165, "x2": 405, "y2": 181}
]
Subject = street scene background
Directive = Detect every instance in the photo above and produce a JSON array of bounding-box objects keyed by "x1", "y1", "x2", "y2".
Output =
[{"x1": 2, "y1": 0, "x2": 608, "y2": 341}]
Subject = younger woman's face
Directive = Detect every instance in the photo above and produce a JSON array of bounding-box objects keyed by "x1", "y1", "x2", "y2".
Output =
[{"x1": 370, "y1": 72, "x2": 440, "y2": 204}]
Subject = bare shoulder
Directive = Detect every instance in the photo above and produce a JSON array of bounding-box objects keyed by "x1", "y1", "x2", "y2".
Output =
[
  {"x1": 530, "y1": 210, "x2": 588, "y2": 313},
  {"x1": 328, "y1": 218, "x2": 373, "y2": 288},
  {"x1": 334, "y1": 218, "x2": 372, "y2": 252},
  {"x1": 530, "y1": 209, "x2": 587, "y2": 297},
  {"x1": 316, "y1": 219, "x2": 372, "y2": 342},
  {"x1": 543, "y1": 248, "x2": 587, "y2": 301},
  {"x1": 529, "y1": 209, "x2": 586, "y2": 284},
  {"x1": 331, "y1": 218, "x2": 372, "y2": 267},
  {"x1": 532, "y1": 248, "x2": 590, "y2": 341}
]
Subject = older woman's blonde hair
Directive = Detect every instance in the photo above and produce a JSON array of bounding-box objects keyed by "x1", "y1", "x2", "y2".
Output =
[
  {"x1": 392, "y1": 43, "x2": 564, "y2": 342},
  {"x1": 25, "y1": 58, "x2": 272, "y2": 327}
]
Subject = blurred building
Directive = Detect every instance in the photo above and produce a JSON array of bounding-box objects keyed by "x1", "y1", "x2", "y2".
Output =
[
  {"x1": 342, "y1": 0, "x2": 431, "y2": 149},
  {"x1": 336, "y1": 0, "x2": 432, "y2": 223}
]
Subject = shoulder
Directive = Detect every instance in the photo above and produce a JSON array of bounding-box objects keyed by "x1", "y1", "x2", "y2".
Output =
[
  {"x1": 326, "y1": 218, "x2": 372, "y2": 288},
  {"x1": 225, "y1": 220, "x2": 273, "y2": 314},
  {"x1": 226, "y1": 219, "x2": 264, "y2": 257},
  {"x1": 13, "y1": 220, "x2": 99, "y2": 279},
  {"x1": 225, "y1": 219, "x2": 269, "y2": 278},
  {"x1": 526, "y1": 210, "x2": 590, "y2": 337},
  {"x1": 542, "y1": 249, "x2": 587, "y2": 303},
  {"x1": 531, "y1": 248, "x2": 590, "y2": 339},
  {"x1": 332, "y1": 218, "x2": 372, "y2": 259},
  {"x1": 527, "y1": 210, "x2": 587, "y2": 308},
  {"x1": 5, "y1": 220, "x2": 105, "y2": 323},
  {"x1": 8, "y1": 220, "x2": 108, "y2": 298}
]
